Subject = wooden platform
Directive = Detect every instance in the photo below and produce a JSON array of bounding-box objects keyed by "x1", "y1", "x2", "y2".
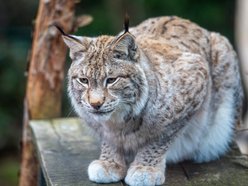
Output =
[{"x1": 30, "y1": 118, "x2": 248, "y2": 186}]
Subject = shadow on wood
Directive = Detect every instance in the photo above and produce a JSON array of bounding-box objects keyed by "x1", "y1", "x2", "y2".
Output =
[{"x1": 30, "y1": 118, "x2": 248, "y2": 186}]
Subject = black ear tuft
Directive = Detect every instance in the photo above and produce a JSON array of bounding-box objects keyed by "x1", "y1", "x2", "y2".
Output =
[
  {"x1": 124, "y1": 13, "x2": 129, "y2": 33},
  {"x1": 54, "y1": 24, "x2": 87, "y2": 60},
  {"x1": 54, "y1": 24, "x2": 83, "y2": 44},
  {"x1": 53, "y1": 24, "x2": 66, "y2": 35}
]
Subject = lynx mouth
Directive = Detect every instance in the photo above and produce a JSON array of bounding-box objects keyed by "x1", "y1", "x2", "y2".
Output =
[{"x1": 89, "y1": 109, "x2": 114, "y2": 115}]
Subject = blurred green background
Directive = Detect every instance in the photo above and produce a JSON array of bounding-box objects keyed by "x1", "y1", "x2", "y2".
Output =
[{"x1": 0, "y1": 0, "x2": 236, "y2": 185}]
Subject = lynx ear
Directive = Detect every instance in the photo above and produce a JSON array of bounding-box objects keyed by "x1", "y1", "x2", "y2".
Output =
[
  {"x1": 62, "y1": 35, "x2": 87, "y2": 60},
  {"x1": 55, "y1": 25, "x2": 86, "y2": 60},
  {"x1": 112, "y1": 15, "x2": 138, "y2": 61},
  {"x1": 113, "y1": 32, "x2": 138, "y2": 61}
]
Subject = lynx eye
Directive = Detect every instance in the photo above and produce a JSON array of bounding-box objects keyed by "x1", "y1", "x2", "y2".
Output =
[
  {"x1": 114, "y1": 53, "x2": 122, "y2": 59},
  {"x1": 113, "y1": 52, "x2": 125, "y2": 60},
  {"x1": 106, "y1": 77, "x2": 118, "y2": 85},
  {"x1": 77, "y1": 77, "x2": 89, "y2": 85}
]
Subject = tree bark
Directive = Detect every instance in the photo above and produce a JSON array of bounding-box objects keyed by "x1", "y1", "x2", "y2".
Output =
[{"x1": 19, "y1": 0, "x2": 76, "y2": 186}]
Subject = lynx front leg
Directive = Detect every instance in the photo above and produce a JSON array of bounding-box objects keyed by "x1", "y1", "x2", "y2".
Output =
[
  {"x1": 88, "y1": 142, "x2": 126, "y2": 183},
  {"x1": 125, "y1": 141, "x2": 168, "y2": 186}
]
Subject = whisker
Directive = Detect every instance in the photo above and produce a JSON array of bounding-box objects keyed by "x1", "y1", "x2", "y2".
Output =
[{"x1": 66, "y1": 107, "x2": 74, "y2": 117}]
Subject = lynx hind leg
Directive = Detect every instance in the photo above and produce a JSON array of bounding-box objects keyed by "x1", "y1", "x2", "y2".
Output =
[
  {"x1": 209, "y1": 32, "x2": 243, "y2": 125},
  {"x1": 192, "y1": 91, "x2": 235, "y2": 162},
  {"x1": 193, "y1": 33, "x2": 243, "y2": 162}
]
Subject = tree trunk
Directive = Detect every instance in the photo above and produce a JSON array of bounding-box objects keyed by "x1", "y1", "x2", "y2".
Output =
[{"x1": 19, "y1": 0, "x2": 76, "y2": 185}]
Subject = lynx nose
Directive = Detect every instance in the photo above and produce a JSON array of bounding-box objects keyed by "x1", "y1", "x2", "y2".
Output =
[
  {"x1": 89, "y1": 90, "x2": 105, "y2": 110},
  {"x1": 90, "y1": 101, "x2": 103, "y2": 110}
]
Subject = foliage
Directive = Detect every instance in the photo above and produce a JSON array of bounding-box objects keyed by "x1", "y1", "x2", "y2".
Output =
[{"x1": 0, "y1": 158, "x2": 19, "y2": 186}]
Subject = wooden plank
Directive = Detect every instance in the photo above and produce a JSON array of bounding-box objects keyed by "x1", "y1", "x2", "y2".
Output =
[
  {"x1": 30, "y1": 118, "x2": 122, "y2": 186},
  {"x1": 30, "y1": 118, "x2": 248, "y2": 186}
]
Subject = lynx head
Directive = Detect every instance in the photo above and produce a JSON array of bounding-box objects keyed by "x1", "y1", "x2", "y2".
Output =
[{"x1": 59, "y1": 19, "x2": 149, "y2": 122}]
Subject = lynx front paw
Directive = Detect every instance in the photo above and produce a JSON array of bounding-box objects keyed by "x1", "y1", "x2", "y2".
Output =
[
  {"x1": 125, "y1": 165, "x2": 165, "y2": 186},
  {"x1": 88, "y1": 160, "x2": 126, "y2": 183}
]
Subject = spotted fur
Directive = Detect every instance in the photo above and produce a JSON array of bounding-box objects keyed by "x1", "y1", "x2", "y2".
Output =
[{"x1": 61, "y1": 16, "x2": 243, "y2": 186}]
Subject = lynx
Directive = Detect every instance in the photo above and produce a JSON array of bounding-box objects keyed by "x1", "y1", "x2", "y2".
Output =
[{"x1": 58, "y1": 16, "x2": 243, "y2": 186}]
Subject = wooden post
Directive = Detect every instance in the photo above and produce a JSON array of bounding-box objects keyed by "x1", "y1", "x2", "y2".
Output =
[
  {"x1": 235, "y1": 0, "x2": 248, "y2": 156},
  {"x1": 236, "y1": 0, "x2": 248, "y2": 129},
  {"x1": 19, "y1": 0, "x2": 76, "y2": 185}
]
